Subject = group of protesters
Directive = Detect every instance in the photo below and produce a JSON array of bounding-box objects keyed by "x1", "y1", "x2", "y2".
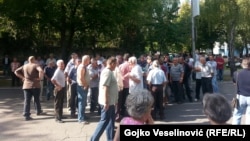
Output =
[{"x1": 7, "y1": 50, "x2": 250, "y2": 140}]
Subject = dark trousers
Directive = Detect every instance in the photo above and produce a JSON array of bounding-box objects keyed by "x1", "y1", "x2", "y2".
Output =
[
  {"x1": 23, "y1": 88, "x2": 42, "y2": 117},
  {"x1": 201, "y1": 77, "x2": 213, "y2": 95},
  {"x1": 150, "y1": 84, "x2": 164, "y2": 117},
  {"x1": 54, "y1": 87, "x2": 65, "y2": 120},
  {"x1": 90, "y1": 87, "x2": 100, "y2": 114},
  {"x1": 217, "y1": 69, "x2": 223, "y2": 81},
  {"x1": 70, "y1": 83, "x2": 78, "y2": 115},
  {"x1": 183, "y1": 78, "x2": 192, "y2": 101},
  {"x1": 11, "y1": 72, "x2": 20, "y2": 86},
  {"x1": 195, "y1": 79, "x2": 202, "y2": 100},
  {"x1": 172, "y1": 81, "x2": 184, "y2": 103},
  {"x1": 46, "y1": 81, "x2": 54, "y2": 100},
  {"x1": 116, "y1": 88, "x2": 129, "y2": 117}
]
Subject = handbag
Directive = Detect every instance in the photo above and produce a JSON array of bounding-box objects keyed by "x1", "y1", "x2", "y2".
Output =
[
  {"x1": 231, "y1": 72, "x2": 239, "y2": 109},
  {"x1": 232, "y1": 96, "x2": 239, "y2": 108}
]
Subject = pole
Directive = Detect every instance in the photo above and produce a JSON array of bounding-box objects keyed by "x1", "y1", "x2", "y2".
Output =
[{"x1": 191, "y1": 0, "x2": 196, "y2": 62}]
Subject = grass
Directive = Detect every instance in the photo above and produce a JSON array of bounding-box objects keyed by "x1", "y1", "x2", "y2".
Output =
[
  {"x1": 0, "y1": 78, "x2": 11, "y2": 87},
  {"x1": 223, "y1": 74, "x2": 232, "y2": 81}
]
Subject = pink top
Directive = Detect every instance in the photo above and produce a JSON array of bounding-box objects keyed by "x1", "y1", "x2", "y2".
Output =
[
  {"x1": 120, "y1": 117, "x2": 144, "y2": 125},
  {"x1": 119, "y1": 61, "x2": 130, "y2": 88}
]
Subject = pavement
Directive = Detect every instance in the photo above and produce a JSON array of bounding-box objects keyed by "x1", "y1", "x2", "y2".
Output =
[{"x1": 0, "y1": 70, "x2": 241, "y2": 141}]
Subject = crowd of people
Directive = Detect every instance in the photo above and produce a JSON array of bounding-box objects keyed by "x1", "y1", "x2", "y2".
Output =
[{"x1": 2, "y1": 50, "x2": 250, "y2": 140}]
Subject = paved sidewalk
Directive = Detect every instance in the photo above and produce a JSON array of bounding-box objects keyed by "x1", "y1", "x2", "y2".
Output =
[{"x1": 0, "y1": 80, "x2": 238, "y2": 141}]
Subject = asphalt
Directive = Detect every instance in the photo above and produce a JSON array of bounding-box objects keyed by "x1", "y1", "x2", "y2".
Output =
[{"x1": 0, "y1": 70, "x2": 241, "y2": 141}]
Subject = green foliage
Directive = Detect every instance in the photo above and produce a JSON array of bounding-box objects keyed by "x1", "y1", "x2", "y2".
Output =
[{"x1": 0, "y1": 0, "x2": 249, "y2": 62}]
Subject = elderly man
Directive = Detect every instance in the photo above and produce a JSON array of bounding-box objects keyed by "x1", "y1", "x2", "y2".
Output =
[
  {"x1": 51, "y1": 59, "x2": 66, "y2": 123},
  {"x1": 195, "y1": 56, "x2": 213, "y2": 95},
  {"x1": 125, "y1": 56, "x2": 143, "y2": 94},
  {"x1": 64, "y1": 53, "x2": 78, "y2": 111},
  {"x1": 88, "y1": 58, "x2": 100, "y2": 115},
  {"x1": 77, "y1": 55, "x2": 90, "y2": 124},
  {"x1": 147, "y1": 60, "x2": 167, "y2": 119},
  {"x1": 15, "y1": 56, "x2": 44, "y2": 121},
  {"x1": 169, "y1": 57, "x2": 184, "y2": 104}
]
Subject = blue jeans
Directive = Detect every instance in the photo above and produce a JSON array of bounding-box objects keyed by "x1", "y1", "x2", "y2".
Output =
[
  {"x1": 23, "y1": 88, "x2": 42, "y2": 117},
  {"x1": 90, "y1": 105, "x2": 115, "y2": 141},
  {"x1": 77, "y1": 85, "x2": 88, "y2": 122},
  {"x1": 232, "y1": 95, "x2": 250, "y2": 125},
  {"x1": 212, "y1": 76, "x2": 219, "y2": 93},
  {"x1": 217, "y1": 69, "x2": 223, "y2": 81}
]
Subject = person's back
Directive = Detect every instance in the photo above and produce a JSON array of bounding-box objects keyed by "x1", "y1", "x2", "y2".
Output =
[
  {"x1": 235, "y1": 69, "x2": 250, "y2": 96},
  {"x1": 23, "y1": 63, "x2": 40, "y2": 89},
  {"x1": 232, "y1": 58, "x2": 250, "y2": 125}
]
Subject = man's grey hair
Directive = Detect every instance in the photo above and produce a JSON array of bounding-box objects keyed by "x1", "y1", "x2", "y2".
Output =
[
  {"x1": 152, "y1": 60, "x2": 160, "y2": 68},
  {"x1": 126, "y1": 89, "x2": 154, "y2": 120},
  {"x1": 56, "y1": 59, "x2": 64, "y2": 66},
  {"x1": 128, "y1": 56, "x2": 137, "y2": 64}
]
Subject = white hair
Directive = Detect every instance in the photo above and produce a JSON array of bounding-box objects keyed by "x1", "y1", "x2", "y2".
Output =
[
  {"x1": 129, "y1": 56, "x2": 137, "y2": 64},
  {"x1": 152, "y1": 60, "x2": 160, "y2": 68},
  {"x1": 56, "y1": 59, "x2": 64, "y2": 66}
]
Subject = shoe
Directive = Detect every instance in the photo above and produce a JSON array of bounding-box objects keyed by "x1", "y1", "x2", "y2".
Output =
[
  {"x1": 70, "y1": 114, "x2": 77, "y2": 118},
  {"x1": 79, "y1": 120, "x2": 89, "y2": 124},
  {"x1": 25, "y1": 117, "x2": 33, "y2": 121},
  {"x1": 55, "y1": 119, "x2": 64, "y2": 123},
  {"x1": 37, "y1": 110, "x2": 46, "y2": 115}
]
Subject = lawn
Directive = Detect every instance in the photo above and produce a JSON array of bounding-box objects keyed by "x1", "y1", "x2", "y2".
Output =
[{"x1": 0, "y1": 78, "x2": 11, "y2": 87}]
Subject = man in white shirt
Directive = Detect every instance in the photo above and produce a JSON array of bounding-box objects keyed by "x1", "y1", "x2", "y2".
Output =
[
  {"x1": 195, "y1": 56, "x2": 213, "y2": 96},
  {"x1": 207, "y1": 55, "x2": 218, "y2": 93},
  {"x1": 51, "y1": 60, "x2": 66, "y2": 123},
  {"x1": 147, "y1": 60, "x2": 167, "y2": 119},
  {"x1": 125, "y1": 56, "x2": 143, "y2": 94}
]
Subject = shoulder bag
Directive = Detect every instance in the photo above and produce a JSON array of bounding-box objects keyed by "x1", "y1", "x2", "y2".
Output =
[{"x1": 232, "y1": 71, "x2": 239, "y2": 109}]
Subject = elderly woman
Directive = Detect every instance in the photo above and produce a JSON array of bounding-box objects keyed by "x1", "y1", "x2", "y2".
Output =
[
  {"x1": 113, "y1": 89, "x2": 154, "y2": 141},
  {"x1": 203, "y1": 94, "x2": 232, "y2": 125}
]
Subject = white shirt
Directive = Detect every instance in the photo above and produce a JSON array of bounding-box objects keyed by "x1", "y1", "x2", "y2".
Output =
[
  {"x1": 194, "y1": 61, "x2": 202, "y2": 79},
  {"x1": 207, "y1": 61, "x2": 217, "y2": 75},
  {"x1": 51, "y1": 68, "x2": 66, "y2": 87},
  {"x1": 200, "y1": 63, "x2": 213, "y2": 78},
  {"x1": 147, "y1": 67, "x2": 167, "y2": 85},
  {"x1": 129, "y1": 65, "x2": 143, "y2": 94}
]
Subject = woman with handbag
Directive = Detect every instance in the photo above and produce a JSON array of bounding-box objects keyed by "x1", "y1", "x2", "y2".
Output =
[{"x1": 232, "y1": 57, "x2": 250, "y2": 125}]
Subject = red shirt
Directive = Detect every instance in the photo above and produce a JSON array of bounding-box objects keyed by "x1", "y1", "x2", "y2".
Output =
[{"x1": 215, "y1": 57, "x2": 224, "y2": 69}]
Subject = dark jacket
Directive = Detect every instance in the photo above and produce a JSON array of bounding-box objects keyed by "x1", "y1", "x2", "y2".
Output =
[{"x1": 233, "y1": 69, "x2": 250, "y2": 96}]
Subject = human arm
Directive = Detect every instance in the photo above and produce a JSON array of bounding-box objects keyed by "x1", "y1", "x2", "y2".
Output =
[
  {"x1": 113, "y1": 124, "x2": 120, "y2": 141},
  {"x1": 14, "y1": 66, "x2": 25, "y2": 81},
  {"x1": 51, "y1": 78, "x2": 62, "y2": 91},
  {"x1": 102, "y1": 85, "x2": 110, "y2": 111},
  {"x1": 80, "y1": 67, "x2": 88, "y2": 89},
  {"x1": 36, "y1": 66, "x2": 44, "y2": 81}
]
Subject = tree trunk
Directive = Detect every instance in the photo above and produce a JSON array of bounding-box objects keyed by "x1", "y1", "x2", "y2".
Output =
[
  {"x1": 228, "y1": 24, "x2": 236, "y2": 77},
  {"x1": 244, "y1": 39, "x2": 249, "y2": 57}
]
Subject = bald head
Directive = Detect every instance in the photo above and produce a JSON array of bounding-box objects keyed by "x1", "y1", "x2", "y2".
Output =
[
  {"x1": 28, "y1": 56, "x2": 35, "y2": 63},
  {"x1": 200, "y1": 57, "x2": 206, "y2": 64}
]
